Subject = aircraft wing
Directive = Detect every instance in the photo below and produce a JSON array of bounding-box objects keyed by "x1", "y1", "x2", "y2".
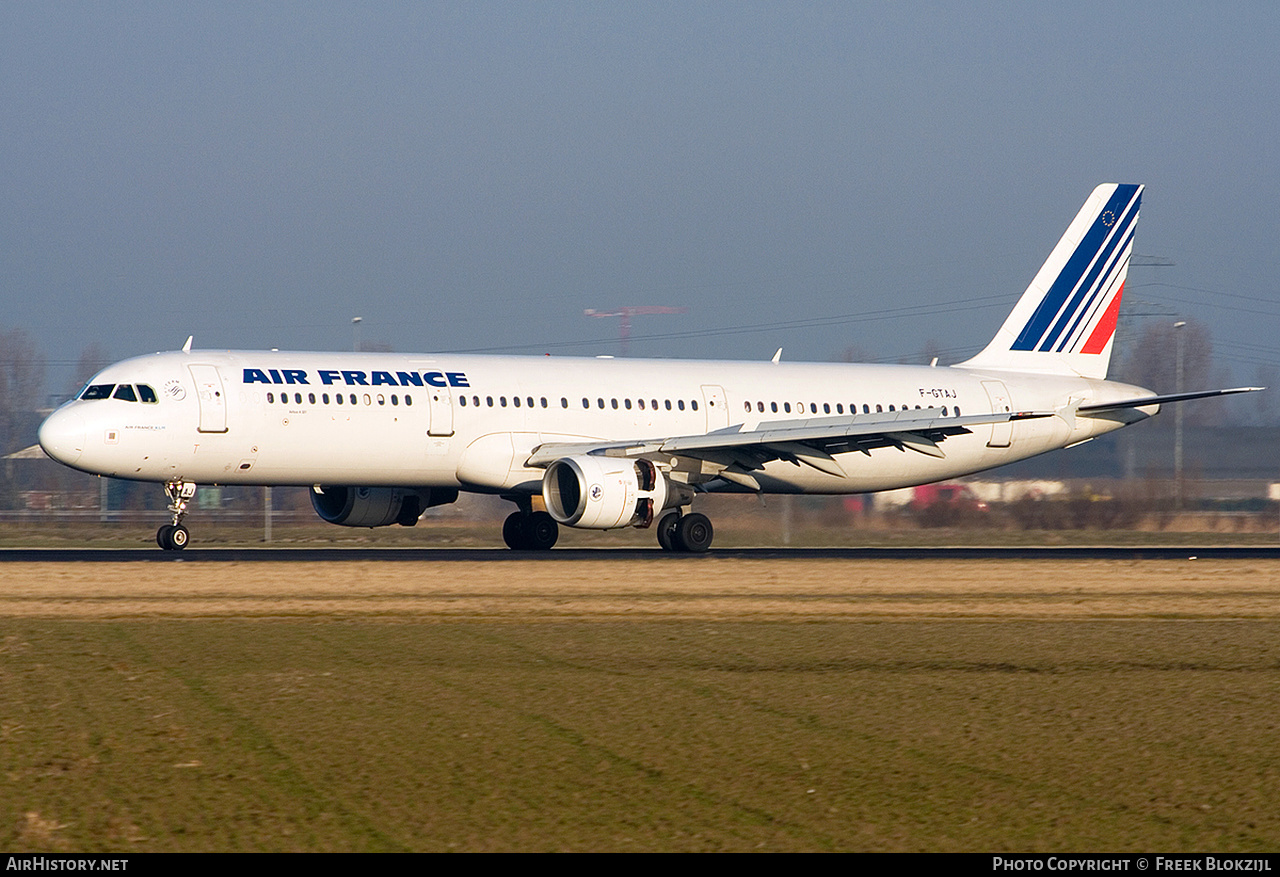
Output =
[{"x1": 526, "y1": 406, "x2": 1048, "y2": 488}]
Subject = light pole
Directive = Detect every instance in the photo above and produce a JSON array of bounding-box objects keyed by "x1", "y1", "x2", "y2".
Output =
[
  {"x1": 352, "y1": 316, "x2": 363, "y2": 353},
  {"x1": 1174, "y1": 320, "x2": 1186, "y2": 509}
]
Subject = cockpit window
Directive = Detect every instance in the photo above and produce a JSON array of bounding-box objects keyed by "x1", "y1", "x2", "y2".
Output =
[
  {"x1": 137, "y1": 384, "x2": 158, "y2": 403},
  {"x1": 113, "y1": 384, "x2": 138, "y2": 402},
  {"x1": 81, "y1": 384, "x2": 114, "y2": 400}
]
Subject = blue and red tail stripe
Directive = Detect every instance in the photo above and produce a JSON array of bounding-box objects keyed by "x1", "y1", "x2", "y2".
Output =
[
  {"x1": 1010, "y1": 184, "x2": 1142, "y2": 353},
  {"x1": 1053, "y1": 221, "x2": 1136, "y2": 353}
]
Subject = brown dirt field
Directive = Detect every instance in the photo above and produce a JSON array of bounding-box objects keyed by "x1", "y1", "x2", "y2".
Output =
[
  {"x1": 3, "y1": 558, "x2": 1279, "y2": 619},
  {"x1": 5, "y1": 558, "x2": 1280, "y2": 851}
]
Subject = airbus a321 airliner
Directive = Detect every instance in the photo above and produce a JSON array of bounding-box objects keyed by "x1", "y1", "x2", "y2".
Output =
[{"x1": 38, "y1": 184, "x2": 1258, "y2": 551}]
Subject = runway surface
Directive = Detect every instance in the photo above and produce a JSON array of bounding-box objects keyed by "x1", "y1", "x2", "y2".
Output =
[{"x1": 4, "y1": 545, "x2": 1280, "y2": 562}]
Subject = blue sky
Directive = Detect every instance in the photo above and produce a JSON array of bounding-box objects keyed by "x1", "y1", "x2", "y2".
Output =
[{"x1": 3, "y1": 2, "x2": 1277, "y2": 390}]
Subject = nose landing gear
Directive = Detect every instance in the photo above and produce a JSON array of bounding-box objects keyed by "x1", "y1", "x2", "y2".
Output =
[{"x1": 157, "y1": 480, "x2": 197, "y2": 551}]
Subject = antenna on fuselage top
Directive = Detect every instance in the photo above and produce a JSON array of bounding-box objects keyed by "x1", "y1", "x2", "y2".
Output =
[
  {"x1": 181, "y1": 336, "x2": 193, "y2": 354},
  {"x1": 771, "y1": 348, "x2": 782, "y2": 364}
]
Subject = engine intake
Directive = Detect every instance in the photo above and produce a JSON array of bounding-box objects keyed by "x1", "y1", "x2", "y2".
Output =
[
  {"x1": 310, "y1": 485, "x2": 458, "y2": 528},
  {"x1": 542, "y1": 455, "x2": 669, "y2": 529}
]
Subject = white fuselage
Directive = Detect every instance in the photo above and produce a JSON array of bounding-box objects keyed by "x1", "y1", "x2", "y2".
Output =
[{"x1": 38, "y1": 350, "x2": 1153, "y2": 495}]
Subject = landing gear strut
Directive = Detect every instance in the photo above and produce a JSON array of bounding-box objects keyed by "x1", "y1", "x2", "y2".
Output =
[
  {"x1": 656, "y1": 511, "x2": 713, "y2": 553},
  {"x1": 157, "y1": 480, "x2": 197, "y2": 551}
]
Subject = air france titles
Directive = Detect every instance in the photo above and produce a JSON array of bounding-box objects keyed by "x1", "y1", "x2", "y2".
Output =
[{"x1": 242, "y1": 369, "x2": 470, "y2": 389}]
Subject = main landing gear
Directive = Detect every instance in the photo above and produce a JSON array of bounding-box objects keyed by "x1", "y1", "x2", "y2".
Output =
[
  {"x1": 656, "y1": 511, "x2": 713, "y2": 553},
  {"x1": 498, "y1": 496, "x2": 713, "y2": 553},
  {"x1": 157, "y1": 480, "x2": 197, "y2": 551},
  {"x1": 502, "y1": 510, "x2": 560, "y2": 551}
]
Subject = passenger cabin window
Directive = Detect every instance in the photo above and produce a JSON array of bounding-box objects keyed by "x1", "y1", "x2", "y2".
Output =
[{"x1": 81, "y1": 384, "x2": 114, "y2": 400}]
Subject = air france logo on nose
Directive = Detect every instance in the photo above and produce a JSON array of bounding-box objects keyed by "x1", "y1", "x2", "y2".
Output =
[{"x1": 242, "y1": 368, "x2": 470, "y2": 388}]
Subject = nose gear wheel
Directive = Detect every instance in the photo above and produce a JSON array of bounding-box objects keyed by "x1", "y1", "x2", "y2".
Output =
[{"x1": 156, "y1": 480, "x2": 197, "y2": 551}]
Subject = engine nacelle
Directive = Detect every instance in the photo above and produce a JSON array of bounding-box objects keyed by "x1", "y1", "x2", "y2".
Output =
[
  {"x1": 310, "y1": 485, "x2": 458, "y2": 528},
  {"x1": 542, "y1": 455, "x2": 669, "y2": 530}
]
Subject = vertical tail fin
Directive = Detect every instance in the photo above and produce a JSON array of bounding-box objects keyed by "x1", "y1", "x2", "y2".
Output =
[{"x1": 959, "y1": 183, "x2": 1143, "y2": 380}]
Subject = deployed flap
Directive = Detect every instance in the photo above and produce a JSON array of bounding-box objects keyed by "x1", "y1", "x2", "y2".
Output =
[{"x1": 525, "y1": 406, "x2": 1047, "y2": 470}]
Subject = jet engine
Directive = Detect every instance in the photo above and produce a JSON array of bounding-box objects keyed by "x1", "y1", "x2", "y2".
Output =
[
  {"x1": 310, "y1": 485, "x2": 458, "y2": 528},
  {"x1": 542, "y1": 455, "x2": 670, "y2": 529}
]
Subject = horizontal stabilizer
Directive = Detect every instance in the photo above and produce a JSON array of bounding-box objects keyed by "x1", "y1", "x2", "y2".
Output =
[{"x1": 1078, "y1": 387, "x2": 1263, "y2": 414}]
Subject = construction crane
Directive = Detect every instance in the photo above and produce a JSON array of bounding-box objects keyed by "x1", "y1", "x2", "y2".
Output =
[{"x1": 584, "y1": 306, "x2": 688, "y2": 357}]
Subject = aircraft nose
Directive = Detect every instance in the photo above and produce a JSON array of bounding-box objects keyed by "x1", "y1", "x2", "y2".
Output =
[{"x1": 38, "y1": 408, "x2": 86, "y2": 466}]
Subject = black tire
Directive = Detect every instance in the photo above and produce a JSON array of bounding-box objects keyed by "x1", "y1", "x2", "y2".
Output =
[
  {"x1": 674, "y1": 513, "x2": 713, "y2": 553},
  {"x1": 521, "y1": 511, "x2": 559, "y2": 551},
  {"x1": 157, "y1": 524, "x2": 174, "y2": 550},
  {"x1": 656, "y1": 512, "x2": 679, "y2": 551},
  {"x1": 169, "y1": 525, "x2": 190, "y2": 550},
  {"x1": 502, "y1": 512, "x2": 529, "y2": 550}
]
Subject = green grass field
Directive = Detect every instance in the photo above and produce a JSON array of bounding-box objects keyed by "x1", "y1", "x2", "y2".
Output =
[{"x1": 4, "y1": 618, "x2": 1278, "y2": 851}]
